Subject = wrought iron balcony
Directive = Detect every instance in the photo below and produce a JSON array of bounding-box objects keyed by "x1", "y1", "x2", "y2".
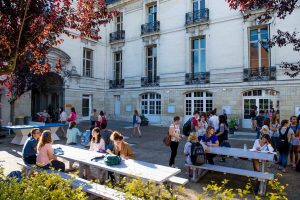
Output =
[
  {"x1": 109, "y1": 79, "x2": 124, "y2": 89},
  {"x1": 109, "y1": 30, "x2": 125, "y2": 43},
  {"x1": 141, "y1": 21, "x2": 160, "y2": 36},
  {"x1": 185, "y1": 72, "x2": 210, "y2": 85},
  {"x1": 141, "y1": 76, "x2": 160, "y2": 87},
  {"x1": 185, "y1": 9, "x2": 209, "y2": 26},
  {"x1": 243, "y1": 66, "x2": 276, "y2": 81},
  {"x1": 105, "y1": 0, "x2": 120, "y2": 5}
]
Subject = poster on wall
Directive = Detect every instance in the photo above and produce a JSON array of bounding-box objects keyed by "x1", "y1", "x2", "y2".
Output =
[
  {"x1": 168, "y1": 105, "x2": 176, "y2": 113},
  {"x1": 295, "y1": 106, "x2": 300, "y2": 117},
  {"x1": 222, "y1": 105, "x2": 232, "y2": 115},
  {"x1": 126, "y1": 105, "x2": 132, "y2": 112}
]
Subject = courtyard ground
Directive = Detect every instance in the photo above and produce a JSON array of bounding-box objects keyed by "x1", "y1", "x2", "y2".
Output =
[{"x1": 0, "y1": 120, "x2": 299, "y2": 199}]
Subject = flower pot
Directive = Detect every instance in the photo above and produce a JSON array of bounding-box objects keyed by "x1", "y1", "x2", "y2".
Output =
[{"x1": 141, "y1": 121, "x2": 148, "y2": 126}]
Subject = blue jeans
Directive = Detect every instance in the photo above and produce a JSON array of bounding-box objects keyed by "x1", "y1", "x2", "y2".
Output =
[{"x1": 278, "y1": 151, "x2": 289, "y2": 168}]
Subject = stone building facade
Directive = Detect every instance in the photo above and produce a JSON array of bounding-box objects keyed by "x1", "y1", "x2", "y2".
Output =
[{"x1": 1, "y1": 0, "x2": 300, "y2": 128}]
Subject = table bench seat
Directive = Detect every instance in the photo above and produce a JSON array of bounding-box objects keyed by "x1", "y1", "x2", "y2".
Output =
[
  {"x1": 167, "y1": 176, "x2": 188, "y2": 186},
  {"x1": 17, "y1": 161, "x2": 139, "y2": 200},
  {"x1": 186, "y1": 164, "x2": 274, "y2": 180}
]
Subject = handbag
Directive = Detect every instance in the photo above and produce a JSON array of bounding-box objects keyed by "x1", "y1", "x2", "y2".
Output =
[{"x1": 163, "y1": 132, "x2": 171, "y2": 146}]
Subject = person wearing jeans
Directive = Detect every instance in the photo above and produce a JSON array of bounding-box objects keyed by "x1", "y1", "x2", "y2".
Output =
[
  {"x1": 169, "y1": 116, "x2": 182, "y2": 167},
  {"x1": 277, "y1": 120, "x2": 295, "y2": 173}
]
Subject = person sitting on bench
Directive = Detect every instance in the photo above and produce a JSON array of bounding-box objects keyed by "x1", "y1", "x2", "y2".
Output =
[
  {"x1": 200, "y1": 126, "x2": 219, "y2": 164},
  {"x1": 252, "y1": 134, "x2": 274, "y2": 171},
  {"x1": 36, "y1": 131, "x2": 65, "y2": 172},
  {"x1": 22, "y1": 128, "x2": 41, "y2": 164}
]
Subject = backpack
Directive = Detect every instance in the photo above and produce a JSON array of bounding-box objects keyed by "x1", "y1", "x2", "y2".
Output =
[
  {"x1": 104, "y1": 154, "x2": 121, "y2": 166},
  {"x1": 190, "y1": 142, "x2": 206, "y2": 166},
  {"x1": 183, "y1": 118, "x2": 194, "y2": 137},
  {"x1": 277, "y1": 127, "x2": 290, "y2": 152}
]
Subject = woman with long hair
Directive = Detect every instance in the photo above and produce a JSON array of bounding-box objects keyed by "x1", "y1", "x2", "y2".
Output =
[
  {"x1": 270, "y1": 114, "x2": 280, "y2": 160},
  {"x1": 132, "y1": 110, "x2": 142, "y2": 137},
  {"x1": 90, "y1": 127, "x2": 105, "y2": 153},
  {"x1": 67, "y1": 107, "x2": 77, "y2": 122},
  {"x1": 168, "y1": 116, "x2": 182, "y2": 168},
  {"x1": 252, "y1": 134, "x2": 274, "y2": 171},
  {"x1": 197, "y1": 113, "x2": 208, "y2": 138},
  {"x1": 200, "y1": 126, "x2": 219, "y2": 164},
  {"x1": 107, "y1": 131, "x2": 134, "y2": 159},
  {"x1": 36, "y1": 131, "x2": 65, "y2": 172}
]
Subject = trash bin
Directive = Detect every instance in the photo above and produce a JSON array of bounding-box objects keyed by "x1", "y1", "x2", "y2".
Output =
[
  {"x1": 24, "y1": 116, "x2": 32, "y2": 125},
  {"x1": 15, "y1": 116, "x2": 24, "y2": 125}
]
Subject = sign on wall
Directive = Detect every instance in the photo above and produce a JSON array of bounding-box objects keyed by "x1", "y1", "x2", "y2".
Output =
[
  {"x1": 222, "y1": 105, "x2": 232, "y2": 115},
  {"x1": 168, "y1": 105, "x2": 176, "y2": 113},
  {"x1": 126, "y1": 105, "x2": 132, "y2": 112}
]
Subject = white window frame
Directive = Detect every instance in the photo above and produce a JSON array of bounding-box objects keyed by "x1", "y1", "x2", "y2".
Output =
[
  {"x1": 83, "y1": 48, "x2": 93, "y2": 77},
  {"x1": 82, "y1": 94, "x2": 92, "y2": 118},
  {"x1": 116, "y1": 13, "x2": 123, "y2": 32},
  {"x1": 191, "y1": 37, "x2": 206, "y2": 73},
  {"x1": 185, "y1": 91, "x2": 213, "y2": 116},
  {"x1": 248, "y1": 26, "x2": 269, "y2": 71},
  {"x1": 141, "y1": 93, "x2": 161, "y2": 115},
  {"x1": 148, "y1": 4, "x2": 157, "y2": 23},
  {"x1": 113, "y1": 51, "x2": 122, "y2": 81},
  {"x1": 146, "y1": 45, "x2": 157, "y2": 82}
]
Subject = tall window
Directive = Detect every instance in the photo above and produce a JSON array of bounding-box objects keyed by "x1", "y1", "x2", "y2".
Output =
[
  {"x1": 82, "y1": 94, "x2": 92, "y2": 117},
  {"x1": 113, "y1": 52, "x2": 122, "y2": 82},
  {"x1": 146, "y1": 46, "x2": 157, "y2": 83},
  {"x1": 83, "y1": 48, "x2": 93, "y2": 77},
  {"x1": 185, "y1": 91, "x2": 213, "y2": 115},
  {"x1": 116, "y1": 14, "x2": 123, "y2": 31},
  {"x1": 191, "y1": 37, "x2": 206, "y2": 73},
  {"x1": 193, "y1": 0, "x2": 205, "y2": 11},
  {"x1": 141, "y1": 93, "x2": 161, "y2": 115},
  {"x1": 148, "y1": 4, "x2": 157, "y2": 24},
  {"x1": 249, "y1": 27, "x2": 269, "y2": 70}
]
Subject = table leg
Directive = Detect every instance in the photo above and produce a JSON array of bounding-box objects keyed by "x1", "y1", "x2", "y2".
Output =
[
  {"x1": 10, "y1": 129, "x2": 30, "y2": 145},
  {"x1": 261, "y1": 161, "x2": 265, "y2": 172},
  {"x1": 49, "y1": 127, "x2": 60, "y2": 141},
  {"x1": 78, "y1": 163, "x2": 84, "y2": 178}
]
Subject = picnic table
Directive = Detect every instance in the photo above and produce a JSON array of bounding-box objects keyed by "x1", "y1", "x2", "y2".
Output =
[
  {"x1": 1, "y1": 123, "x2": 68, "y2": 145},
  {"x1": 186, "y1": 146, "x2": 275, "y2": 196},
  {"x1": 53, "y1": 144, "x2": 181, "y2": 184}
]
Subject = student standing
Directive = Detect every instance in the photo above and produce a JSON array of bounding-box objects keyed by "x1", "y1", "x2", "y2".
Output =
[
  {"x1": 90, "y1": 109, "x2": 97, "y2": 126},
  {"x1": 132, "y1": 110, "x2": 142, "y2": 137},
  {"x1": 169, "y1": 116, "x2": 183, "y2": 167},
  {"x1": 278, "y1": 120, "x2": 295, "y2": 173},
  {"x1": 270, "y1": 114, "x2": 280, "y2": 161},
  {"x1": 254, "y1": 110, "x2": 265, "y2": 139},
  {"x1": 67, "y1": 107, "x2": 77, "y2": 122},
  {"x1": 289, "y1": 116, "x2": 299, "y2": 167},
  {"x1": 59, "y1": 107, "x2": 67, "y2": 137},
  {"x1": 208, "y1": 109, "x2": 219, "y2": 131},
  {"x1": 22, "y1": 128, "x2": 41, "y2": 164}
]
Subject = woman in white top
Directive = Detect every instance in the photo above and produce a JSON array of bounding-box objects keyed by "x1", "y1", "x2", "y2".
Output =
[
  {"x1": 89, "y1": 127, "x2": 105, "y2": 153},
  {"x1": 169, "y1": 116, "x2": 183, "y2": 167},
  {"x1": 88, "y1": 127, "x2": 106, "y2": 180},
  {"x1": 197, "y1": 113, "x2": 208, "y2": 138},
  {"x1": 252, "y1": 134, "x2": 274, "y2": 171},
  {"x1": 59, "y1": 107, "x2": 67, "y2": 137}
]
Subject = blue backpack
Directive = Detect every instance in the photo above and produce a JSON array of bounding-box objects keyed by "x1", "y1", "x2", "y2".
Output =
[
  {"x1": 7, "y1": 171, "x2": 22, "y2": 182},
  {"x1": 81, "y1": 130, "x2": 91, "y2": 146}
]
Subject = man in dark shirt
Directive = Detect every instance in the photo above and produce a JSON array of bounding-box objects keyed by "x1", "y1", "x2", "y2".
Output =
[
  {"x1": 254, "y1": 110, "x2": 265, "y2": 139},
  {"x1": 22, "y1": 128, "x2": 41, "y2": 164}
]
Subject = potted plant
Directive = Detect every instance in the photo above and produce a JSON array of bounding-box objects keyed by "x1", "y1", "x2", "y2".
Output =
[
  {"x1": 140, "y1": 115, "x2": 149, "y2": 126},
  {"x1": 228, "y1": 118, "x2": 238, "y2": 134}
]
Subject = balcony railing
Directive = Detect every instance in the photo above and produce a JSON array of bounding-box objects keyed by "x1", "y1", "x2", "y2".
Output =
[
  {"x1": 243, "y1": 66, "x2": 276, "y2": 81},
  {"x1": 141, "y1": 76, "x2": 160, "y2": 87},
  {"x1": 185, "y1": 72, "x2": 210, "y2": 85},
  {"x1": 141, "y1": 21, "x2": 160, "y2": 36},
  {"x1": 185, "y1": 9, "x2": 209, "y2": 26},
  {"x1": 109, "y1": 30, "x2": 125, "y2": 43},
  {"x1": 109, "y1": 79, "x2": 124, "y2": 89},
  {"x1": 105, "y1": 0, "x2": 120, "y2": 5}
]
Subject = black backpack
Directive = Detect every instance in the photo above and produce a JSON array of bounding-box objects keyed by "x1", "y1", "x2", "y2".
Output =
[
  {"x1": 183, "y1": 118, "x2": 194, "y2": 137},
  {"x1": 190, "y1": 142, "x2": 206, "y2": 166},
  {"x1": 277, "y1": 127, "x2": 290, "y2": 152}
]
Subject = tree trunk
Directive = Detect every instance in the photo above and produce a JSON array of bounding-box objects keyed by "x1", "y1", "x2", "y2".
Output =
[{"x1": 10, "y1": 100, "x2": 15, "y2": 124}]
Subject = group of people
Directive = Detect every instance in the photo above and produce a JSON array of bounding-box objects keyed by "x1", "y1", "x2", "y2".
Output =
[
  {"x1": 22, "y1": 119, "x2": 134, "y2": 179},
  {"x1": 168, "y1": 108, "x2": 300, "y2": 177},
  {"x1": 168, "y1": 109, "x2": 228, "y2": 170},
  {"x1": 252, "y1": 110, "x2": 300, "y2": 172}
]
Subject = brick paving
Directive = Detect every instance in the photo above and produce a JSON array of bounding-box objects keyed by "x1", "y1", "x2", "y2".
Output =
[{"x1": 0, "y1": 120, "x2": 299, "y2": 199}]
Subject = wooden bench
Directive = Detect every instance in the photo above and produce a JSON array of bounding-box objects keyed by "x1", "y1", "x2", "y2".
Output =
[
  {"x1": 17, "y1": 161, "x2": 139, "y2": 200},
  {"x1": 186, "y1": 163, "x2": 274, "y2": 196}
]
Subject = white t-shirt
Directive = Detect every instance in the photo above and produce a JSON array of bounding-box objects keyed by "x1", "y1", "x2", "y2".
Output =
[
  {"x1": 252, "y1": 139, "x2": 274, "y2": 152},
  {"x1": 208, "y1": 115, "x2": 219, "y2": 131},
  {"x1": 60, "y1": 111, "x2": 67, "y2": 121},
  {"x1": 89, "y1": 138, "x2": 105, "y2": 152}
]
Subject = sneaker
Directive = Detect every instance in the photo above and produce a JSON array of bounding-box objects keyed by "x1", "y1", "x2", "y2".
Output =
[{"x1": 282, "y1": 169, "x2": 287, "y2": 173}]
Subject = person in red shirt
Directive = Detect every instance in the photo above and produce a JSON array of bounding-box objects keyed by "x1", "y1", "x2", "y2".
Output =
[{"x1": 192, "y1": 111, "x2": 200, "y2": 132}]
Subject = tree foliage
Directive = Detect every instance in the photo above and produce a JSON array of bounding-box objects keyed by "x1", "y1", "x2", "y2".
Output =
[
  {"x1": 0, "y1": 0, "x2": 116, "y2": 76},
  {"x1": 226, "y1": 0, "x2": 300, "y2": 77}
]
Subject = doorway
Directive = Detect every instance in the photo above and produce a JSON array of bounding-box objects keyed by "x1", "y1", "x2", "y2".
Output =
[{"x1": 114, "y1": 95, "x2": 121, "y2": 116}]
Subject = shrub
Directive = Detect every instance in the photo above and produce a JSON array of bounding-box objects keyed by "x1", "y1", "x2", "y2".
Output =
[{"x1": 0, "y1": 166, "x2": 87, "y2": 200}]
